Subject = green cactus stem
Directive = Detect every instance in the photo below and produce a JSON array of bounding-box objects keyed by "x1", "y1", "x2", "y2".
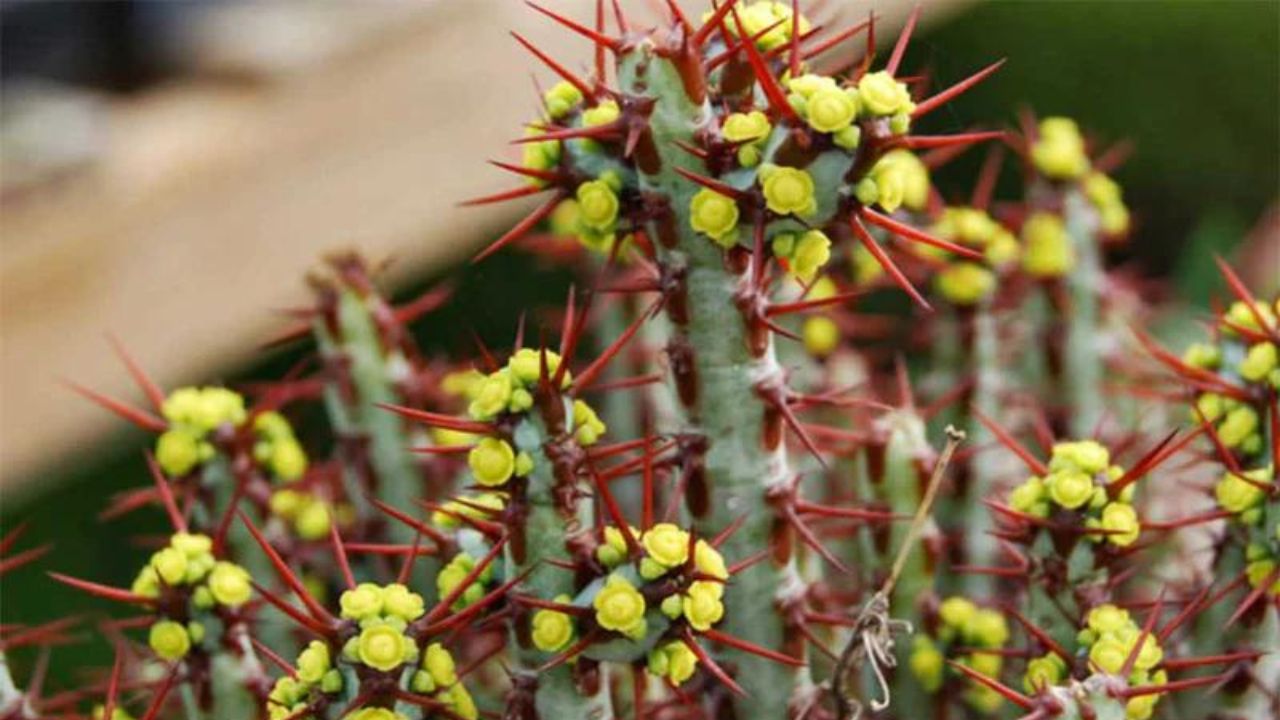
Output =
[{"x1": 1062, "y1": 190, "x2": 1104, "y2": 436}]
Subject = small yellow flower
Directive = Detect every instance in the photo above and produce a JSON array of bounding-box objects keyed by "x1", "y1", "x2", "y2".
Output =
[
  {"x1": 357, "y1": 624, "x2": 414, "y2": 672},
  {"x1": 965, "y1": 609, "x2": 1009, "y2": 647},
  {"x1": 722, "y1": 111, "x2": 771, "y2": 143},
  {"x1": 543, "y1": 81, "x2": 584, "y2": 119},
  {"x1": 760, "y1": 165, "x2": 816, "y2": 216},
  {"x1": 682, "y1": 581, "x2": 726, "y2": 631},
  {"x1": 908, "y1": 636, "x2": 944, "y2": 691},
  {"x1": 344, "y1": 709, "x2": 408, "y2": 720},
  {"x1": 1021, "y1": 212, "x2": 1074, "y2": 278},
  {"x1": 151, "y1": 547, "x2": 189, "y2": 587},
  {"x1": 1023, "y1": 653, "x2": 1066, "y2": 693},
  {"x1": 1088, "y1": 635, "x2": 1129, "y2": 674},
  {"x1": 1087, "y1": 604, "x2": 1131, "y2": 634},
  {"x1": 789, "y1": 230, "x2": 832, "y2": 283},
  {"x1": 423, "y1": 642, "x2": 458, "y2": 687},
  {"x1": 148, "y1": 620, "x2": 191, "y2": 661},
  {"x1": 803, "y1": 316, "x2": 840, "y2": 357},
  {"x1": 155, "y1": 428, "x2": 202, "y2": 476},
  {"x1": 296, "y1": 640, "x2": 331, "y2": 684},
  {"x1": 294, "y1": 498, "x2": 332, "y2": 541},
  {"x1": 871, "y1": 162, "x2": 907, "y2": 213},
  {"x1": 508, "y1": 348, "x2": 567, "y2": 387},
  {"x1": 340, "y1": 583, "x2": 384, "y2": 621},
  {"x1": 642, "y1": 523, "x2": 691, "y2": 568},
  {"x1": 207, "y1": 562, "x2": 252, "y2": 607},
  {"x1": 689, "y1": 188, "x2": 740, "y2": 246},
  {"x1": 572, "y1": 400, "x2": 607, "y2": 447},
  {"x1": 1218, "y1": 406, "x2": 1259, "y2": 449},
  {"x1": 467, "y1": 371, "x2": 513, "y2": 420},
  {"x1": 593, "y1": 574, "x2": 647, "y2": 639},
  {"x1": 648, "y1": 640, "x2": 699, "y2": 685},
  {"x1": 694, "y1": 539, "x2": 728, "y2": 581},
  {"x1": 1246, "y1": 559, "x2": 1280, "y2": 595},
  {"x1": 1031, "y1": 117, "x2": 1089, "y2": 180},
  {"x1": 1098, "y1": 502, "x2": 1140, "y2": 547},
  {"x1": 1215, "y1": 469, "x2": 1268, "y2": 515},
  {"x1": 873, "y1": 150, "x2": 930, "y2": 212},
  {"x1": 857, "y1": 71, "x2": 911, "y2": 116},
  {"x1": 1240, "y1": 342, "x2": 1277, "y2": 382},
  {"x1": 1180, "y1": 342, "x2": 1221, "y2": 370},
  {"x1": 1008, "y1": 477, "x2": 1047, "y2": 515},
  {"x1": 938, "y1": 597, "x2": 977, "y2": 629},
  {"x1": 532, "y1": 601, "x2": 575, "y2": 652},
  {"x1": 1046, "y1": 470, "x2": 1095, "y2": 510},
  {"x1": 382, "y1": 583, "x2": 425, "y2": 622},
  {"x1": 582, "y1": 99, "x2": 620, "y2": 128},
  {"x1": 577, "y1": 180, "x2": 620, "y2": 231},
  {"x1": 805, "y1": 87, "x2": 859, "y2": 133},
  {"x1": 935, "y1": 262, "x2": 995, "y2": 306},
  {"x1": 270, "y1": 440, "x2": 308, "y2": 481},
  {"x1": 1050, "y1": 440, "x2": 1110, "y2": 475},
  {"x1": 469, "y1": 438, "x2": 516, "y2": 487}
]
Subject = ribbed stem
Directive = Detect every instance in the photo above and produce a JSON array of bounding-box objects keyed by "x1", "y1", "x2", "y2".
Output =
[
  {"x1": 964, "y1": 303, "x2": 1001, "y2": 588},
  {"x1": 508, "y1": 411, "x2": 613, "y2": 719},
  {"x1": 1063, "y1": 190, "x2": 1103, "y2": 437}
]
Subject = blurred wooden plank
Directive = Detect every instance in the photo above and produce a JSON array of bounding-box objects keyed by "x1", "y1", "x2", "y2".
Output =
[{"x1": 1, "y1": 0, "x2": 937, "y2": 491}]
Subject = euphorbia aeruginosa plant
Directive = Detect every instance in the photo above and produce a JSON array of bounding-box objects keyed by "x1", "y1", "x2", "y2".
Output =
[{"x1": 3, "y1": 3, "x2": 1276, "y2": 720}]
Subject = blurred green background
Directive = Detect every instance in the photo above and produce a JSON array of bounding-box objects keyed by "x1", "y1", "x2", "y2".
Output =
[{"x1": 2, "y1": 0, "x2": 1276, "y2": 691}]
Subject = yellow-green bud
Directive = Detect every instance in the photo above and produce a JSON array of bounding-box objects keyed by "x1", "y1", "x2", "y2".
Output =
[
  {"x1": 382, "y1": 583, "x2": 425, "y2": 622},
  {"x1": 423, "y1": 642, "x2": 458, "y2": 687},
  {"x1": 469, "y1": 437, "x2": 516, "y2": 487},
  {"x1": 576, "y1": 179, "x2": 620, "y2": 231},
  {"x1": 296, "y1": 640, "x2": 331, "y2": 684},
  {"x1": 531, "y1": 603, "x2": 575, "y2": 652},
  {"x1": 340, "y1": 583, "x2": 384, "y2": 621},
  {"x1": 1240, "y1": 342, "x2": 1277, "y2": 382},
  {"x1": 148, "y1": 620, "x2": 191, "y2": 661},
  {"x1": 1023, "y1": 653, "x2": 1066, "y2": 693},
  {"x1": 689, "y1": 188, "x2": 741, "y2": 246},
  {"x1": 543, "y1": 81, "x2": 584, "y2": 120},
  {"x1": 908, "y1": 636, "x2": 944, "y2": 692},
  {"x1": 1047, "y1": 470, "x2": 1095, "y2": 510},
  {"x1": 805, "y1": 88, "x2": 859, "y2": 133},
  {"x1": 155, "y1": 429, "x2": 202, "y2": 477},
  {"x1": 356, "y1": 623, "x2": 414, "y2": 672},
  {"x1": 593, "y1": 574, "x2": 647, "y2": 639},
  {"x1": 857, "y1": 71, "x2": 910, "y2": 116},
  {"x1": 682, "y1": 581, "x2": 726, "y2": 631},
  {"x1": 760, "y1": 165, "x2": 816, "y2": 217},
  {"x1": 789, "y1": 230, "x2": 831, "y2": 283},
  {"x1": 207, "y1": 561, "x2": 252, "y2": 607},
  {"x1": 151, "y1": 547, "x2": 189, "y2": 587},
  {"x1": 642, "y1": 523, "x2": 691, "y2": 567},
  {"x1": 1021, "y1": 211, "x2": 1074, "y2": 278},
  {"x1": 1098, "y1": 502, "x2": 1140, "y2": 547},
  {"x1": 582, "y1": 99, "x2": 620, "y2": 128},
  {"x1": 722, "y1": 110, "x2": 772, "y2": 143},
  {"x1": 935, "y1": 262, "x2": 995, "y2": 306}
]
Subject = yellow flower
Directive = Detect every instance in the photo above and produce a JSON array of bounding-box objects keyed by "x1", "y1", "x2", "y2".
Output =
[
  {"x1": 1008, "y1": 477, "x2": 1047, "y2": 515},
  {"x1": 344, "y1": 709, "x2": 408, "y2": 720},
  {"x1": 572, "y1": 400, "x2": 607, "y2": 446},
  {"x1": 1086, "y1": 604, "x2": 1131, "y2": 634},
  {"x1": 357, "y1": 624, "x2": 414, "y2": 672},
  {"x1": 467, "y1": 371, "x2": 513, "y2": 420},
  {"x1": 935, "y1": 262, "x2": 995, "y2": 306},
  {"x1": 207, "y1": 562, "x2": 252, "y2": 607},
  {"x1": 444, "y1": 683, "x2": 478, "y2": 720},
  {"x1": 871, "y1": 161, "x2": 907, "y2": 213},
  {"x1": 423, "y1": 642, "x2": 458, "y2": 687},
  {"x1": 469, "y1": 438, "x2": 516, "y2": 487},
  {"x1": 689, "y1": 188, "x2": 740, "y2": 246},
  {"x1": 694, "y1": 540, "x2": 728, "y2": 581},
  {"x1": 1215, "y1": 469, "x2": 1267, "y2": 515},
  {"x1": 1218, "y1": 406, "x2": 1259, "y2": 448},
  {"x1": 1098, "y1": 502, "x2": 1140, "y2": 547},
  {"x1": 722, "y1": 111, "x2": 771, "y2": 143},
  {"x1": 382, "y1": 583, "x2": 425, "y2": 622},
  {"x1": 803, "y1": 316, "x2": 839, "y2": 357},
  {"x1": 1246, "y1": 559, "x2": 1280, "y2": 595},
  {"x1": 1050, "y1": 440, "x2": 1110, "y2": 475},
  {"x1": 340, "y1": 583, "x2": 384, "y2": 621},
  {"x1": 857, "y1": 71, "x2": 911, "y2": 116},
  {"x1": 1088, "y1": 635, "x2": 1128, "y2": 674},
  {"x1": 938, "y1": 597, "x2": 977, "y2": 629},
  {"x1": 532, "y1": 603, "x2": 575, "y2": 652},
  {"x1": 1031, "y1": 117, "x2": 1089, "y2": 180},
  {"x1": 577, "y1": 180, "x2": 620, "y2": 231},
  {"x1": 582, "y1": 99, "x2": 620, "y2": 128},
  {"x1": 908, "y1": 635, "x2": 944, "y2": 691},
  {"x1": 648, "y1": 640, "x2": 700, "y2": 685},
  {"x1": 149, "y1": 620, "x2": 191, "y2": 661},
  {"x1": 151, "y1": 547, "x2": 189, "y2": 587},
  {"x1": 1023, "y1": 653, "x2": 1066, "y2": 693},
  {"x1": 1021, "y1": 212, "x2": 1074, "y2": 278},
  {"x1": 805, "y1": 88, "x2": 859, "y2": 133},
  {"x1": 294, "y1": 498, "x2": 332, "y2": 541},
  {"x1": 965, "y1": 609, "x2": 1009, "y2": 647},
  {"x1": 642, "y1": 523, "x2": 691, "y2": 568},
  {"x1": 760, "y1": 165, "x2": 816, "y2": 216},
  {"x1": 593, "y1": 574, "x2": 647, "y2": 638},
  {"x1": 1046, "y1": 470, "x2": 1095, "y2": 510},
  {"x1": 296, "y1": 640, "x2": 331, "y2": 684},
  {"x1": 790, "y1": 230, "x2": 832, "y2": 282},
  {"x1": 682, "y1": 581, "x2": 726, "y2": 631},
  {"x1": 873, "y1": 150, "x2": 930, "y2": 212},
  {"x1": 1180, "y1": 342, "x2": 1221, "y2": 370},
  {"x1": 155, "y1": 429, "x2": 202, "y2": 476},
  {"x1": 270, "y1": 440, "x2": 308, "y2": 481},
  {"x1": 596, "y1": 525, "x2": 635, "y2": 567},
  {"x1": 1240, "y1": 342, "x2": 1277, "y2": 382},
  {"x1": 543, "y1": 81, "x2": 583, "y2": 119}
]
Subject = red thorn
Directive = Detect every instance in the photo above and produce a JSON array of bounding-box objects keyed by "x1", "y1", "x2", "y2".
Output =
[
  {"x1": 1117, "y1": 671, "x2": 1230, "y2": 698},
  {"x1": 885, "y1": 4, "x2": 921, "y2": 76},
  {"x1": 945, "y1": 659, "x2": 1035, "y2": 709},
  {"x1": 48, "y1": 572, "x2": 154, "y2": 606},
  {"x1": 369, "y1": 497, "x2": 452, "y2": 547},
  {"x1": 474, "y1": 193, "x2": 567, "y2": 263},
  {"x1": 100, "y1": 643, "x2": 124, "y2": 720},
  {"x1": 703, "y1": 627, "x2": 805, "y2": 667},
  {"x1": 0, "y1": 544, "x2": 52, "y2": 576},
  {"x1": 900, "y1": 130, "x2": 1006, "y2": 150},
  {"x1": 970, "y1": 145, "x2": 1005, "y2": 211},
  {"x1": 587, "y1": 468, "x2": 642, "y2": 557},
  {"x1": 729, "y1": 6, "x2": 799, "y2": 122},
  {"x1": 329, "y1": 523, "x2": 355, "y2": 590},
  {"x1": 423, "y1": 536, "x2": 509, "y2": 625},
  {"x1": 693, "y1": 0, "x2": 739, "y2": 48},
  {"x1": 681, "y1": 630, "x2": 746, "y2": 696},
  {"x1": 912, "y1": 59, "x2": 1006, "y2": 119},
  {"x1": 848, "y1": 213, "x2": 932, "y2": 311},
  {"x1": 459, "y1": 184, "x2": 551, "y2": 208},
  {"x1": 143, "y1": 452, "x2": 186, "y2": 532},
  {"x1": 971, "y1": 408, "x2": 1049, "y2": 475},
  {"x1": 572, "y1": 299, "x2": 657, "y2": 394},
  {"x1": 250, "y1": 581, "x2": 331, "y2": 637},
  {"x1": 860, "y1": 207, "x2": 984, "y2": 260},
  {"x1": 664, "y1": 0, "x2": 692, "y2": 30},
  {"x1": 788, "y1": 0, "x2": 802, "y2": 77},
  {"x1": 107, "y1": 334, "x2": 165, "y2": 412},
  {"x1": 65, "y1": 381, "x2": 167, "y2": 432},
  {"x1": 1225, "y1": 566, "x2": 1280, "y2": 629},
  {"x1": 511, "y1": 31, "x2": 595, "y2": 99},
  {"x1": 398, "y1": 532, "x2": 425, "y2": 585},
  {"x1": 1214, "y1": 256, "x2": 1277, "y2": 337},
  {"x1": 251, "y1": 636, "x2": 297, "y2": 677},
  {"x1": 376, "y1": 403, "x2": 496, "y2": 436},
  {"x1": 237, "y1": 510, "x2": 336, "y2": 624},
  {"x1": 526, "y1": 2, "x2": 623, "y2": 53},
  {"x1": 670, "y1": 166, "x2": 753, "y2": 201}
]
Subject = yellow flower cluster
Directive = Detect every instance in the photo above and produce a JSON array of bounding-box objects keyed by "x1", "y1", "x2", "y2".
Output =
[
  {"x1": 1031, "y1": 117, "x2": 1089, "y2": 181},
  {"x1": 1076, "y1": 604, "x2": 1168, "y2": 720},
  {"x1": 722, "y1": 110, "x2": 772, "y2": 167},
  {"x1": 1007, "y1": 441, "x2": 1141, "y2": 547},
  {"x1": 690, "y1": 188, "x2": 741, "y2": 247},
  {"x1": 531, "y1": 594, "x2": 576, "y2": 652},
  {"x1": 785, "y1": 74, "x2": 863, "y2": 147},
  {"x1": 647, "y1": 640, "x2": 700, "y2": 686},
  {"x1": 268, "y1": 489, "x2": 339, "y2": 541},
  {"x1": 155, "y1": 386, "x2": 246, "y2": 476},
  {"x1": 855, "y1": 149, "x2": 926, "y2": 214},
  {"x1": 437, "y1": 553, "x2": 494, "y2": 611},
  {"x1": 550, "y1": 173, "x2": 625, "y2": 254},
  {"x1": 130, "y1": 533, "x2": 251, "y2": 660},
  {"x1": 1190, "y1": 392, "x2": 1265, "y2": 456},
  {"x1": 708, "y1": 1, "x2": 810, "y2": 51},
  {"x1": 267, "y1": 640, "x2": 344, "y2": 719},
  {"x1": 1082, "y1": 171, "x2": 1130, "y2": 236},
  {"x1": 909, "y1": 597, "x2": 1009, "y2": 712},
  {"x1": 1214, "y1": 466, "x2": 1273, "y2": 525},
  {"x1": 543, "y1": 81, "x2": 583, "y2": 121},
  {"x1": 771, "y1": 230, "x2": 832, "y2": 283},
  {"x1": 759, "y1": 164, "x2": 817, "y2": 217},
  {"x1": 927, "y1": 206, "x2": 1019, "y2": 306},
  {"x1": 1245, "y1": 542, "x2": 1280, "y2": 598},
  {"x1": 521, "y1": 124, "x2": 561, "y2": 185},
  {"x1": 252, "y1": 411, "x2": 309, "y2": 482},
  {"x1": 593, "y1": 574, "x2": 648, "y2": 640},
  {"x1": 1021, "y1": 212, "x2": 1074, "y2": 279},
  {"x1": 464, "y1": 348, "x2": 577, "y2": 421}
]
